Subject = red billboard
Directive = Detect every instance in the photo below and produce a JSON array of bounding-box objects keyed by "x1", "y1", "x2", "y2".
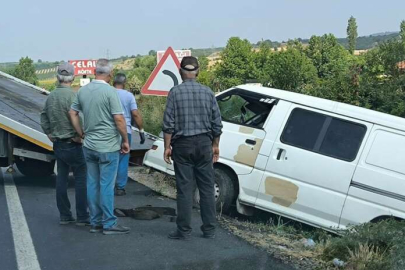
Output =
[{"x1": 69, "y1": 60, "x2": 97, "y2": 76}]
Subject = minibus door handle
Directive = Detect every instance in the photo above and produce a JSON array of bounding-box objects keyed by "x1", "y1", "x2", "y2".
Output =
[
  {"x1": 276, "y1": 149, "x2": 285, "y2": 160},
  {"x1": 245, "y1": 139, "x2": 256, "y2": 145}
]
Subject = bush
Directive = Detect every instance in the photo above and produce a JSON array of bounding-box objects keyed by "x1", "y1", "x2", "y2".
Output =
[
  {"x1": 321, "y1": 219, "x2": 405, "y2": 270},
  {"x1": 136, "y1": 95, "x2": 167, "y2": 136}
]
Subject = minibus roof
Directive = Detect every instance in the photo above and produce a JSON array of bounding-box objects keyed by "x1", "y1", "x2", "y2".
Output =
[{"x1": 228, "y1": 84, "x2": 405, "y2": 132}]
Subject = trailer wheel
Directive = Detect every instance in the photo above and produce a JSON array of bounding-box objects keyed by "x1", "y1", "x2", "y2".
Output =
[
  {"x1": 15, "y1": 158, "x2": 55, "y2": 177},
  {"x1": 193, "y1": 167, "x2": 236, "y2": 214},
  {"x1": 0, "y1": 157, "x2": 8, "y2": 168}
]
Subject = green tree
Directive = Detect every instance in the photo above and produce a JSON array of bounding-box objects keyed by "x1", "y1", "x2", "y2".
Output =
[
  {"x1": 133, "y1": 55, "x2": 156, "y2": 72},
  {"x1": 358, "y1": 39, "x2": 405, "y2": 117},
  {"x1": 363, "y1": 40, "x2": 405, "y2": 78},
  {"x1": 306, "y1": 34, "x2": 351, "y2": 78},
  {"x1": 197, "y1": 70, "x2": 215, "y2": 90},
  {"x1": 347, "y1": 16, "x2": 358, "y2": 54},
  {"x1": 198, "y1": 56, "x2": 209, "y2": 71},
  {"x1": 148, "y1": 50, "x2": 157, "y2": 56},
  {"x1": 358, "y1": 72, "x2": 405, "y2": 117},
  {"x1": 253, "y1": 41, "x2": 273, "y2": 82},
  {"x1": 261, "y1": 47, "x2": 318, "y2": 92},
  {"x1": 215, "y1": 37, "x2": 256, "y2": 89},
  {"x1": 126, "y1": 55, "x2": 157, "y2": 92},
  {"x1": 286, "y1": 39, "x2": 305, "y2": 52},
  {"x1": 400, "y1": 20, "x2": 405, "y2": 42},
  {"x1": 13, "y1": 57, "x2": 37, "y2": 85}
]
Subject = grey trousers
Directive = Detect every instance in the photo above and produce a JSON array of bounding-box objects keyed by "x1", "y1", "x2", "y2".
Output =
[{"x1": 172, "y1": 134, "x2": 216, "y2": 235}]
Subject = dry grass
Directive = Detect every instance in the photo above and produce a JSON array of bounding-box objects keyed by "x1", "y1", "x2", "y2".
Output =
[
  {"x1": 345, "y1": 244, "x2": 386, "y2": 270},
  {"x1": 114, "y1": 58, "x2": 137, "y2": 71},
  {"x1": 128, "y1": 167, "x2": 177, "y2": 199},
  {"x1": 38, "y1": 78, "x2": 57, "y2": 90},
  {"x1": 219, "y1": 216, "x2": 326, "y2": 270}
]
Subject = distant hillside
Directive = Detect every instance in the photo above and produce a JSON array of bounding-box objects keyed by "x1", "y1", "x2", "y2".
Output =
[
  {"x1": 258, "y1": 32, "x2": 400, "y2": 50},
  {"x1": 337, "y1": 32, "x2": 399, "y2": 50},
  {"x1": 190, "y1": 47, "x2": 224, "y2": 57}
]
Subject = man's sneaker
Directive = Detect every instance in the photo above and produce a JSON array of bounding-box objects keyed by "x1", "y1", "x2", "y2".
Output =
[
  {"x1": 202, "y1": 233, "x2": 215, "y2": 239},
  {"x1": 168, "y1": 231, "x2": 191, "y2": 240},
  {"x1": 103, "y1": 224, "x2": 130, "y2": 235},
  {"x1": 76, "y1": 219, "x2": 91, "y2": 226},
  {"x1": 90, "y1": 225, "x2": 103, "y2": 233},
  {"x1": 115, "y1": 189, "x2": 126, "y2": 196},
  {"x1": 60, "y1": 217, "x2": 76, "y2": 225}
]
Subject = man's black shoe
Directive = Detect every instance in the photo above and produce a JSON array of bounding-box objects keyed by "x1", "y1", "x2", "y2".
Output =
[
  {"x1": 202, "y1": 233, "x2": 215, "y2": 239},
  {"x1": 103, "y1": 224, "x2": 130, "y2": 235},
  {"x1": 60, "y1": 217, "x2": 76, "y2": 225},
  {"x1": 90, "y1": 225, "x2": 103, "y2": 233},
  {"x1": 76, "y1": 219, "x2": 91, "y2": 226},
  {"x1": 115, "y1": 189, "x2": 126, "y2": 196},
  {"x1": 168, "y1": 231, "x2": 191, "y2": 240}
]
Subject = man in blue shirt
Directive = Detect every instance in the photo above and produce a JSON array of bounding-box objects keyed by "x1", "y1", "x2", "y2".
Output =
[{"x1": 113, "y1": 73, "x2": 145, "y2": 196}]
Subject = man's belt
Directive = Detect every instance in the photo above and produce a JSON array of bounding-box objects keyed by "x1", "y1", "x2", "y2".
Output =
[{"x1": 54, "y1": 138, "x2": 81, "y2": 144}]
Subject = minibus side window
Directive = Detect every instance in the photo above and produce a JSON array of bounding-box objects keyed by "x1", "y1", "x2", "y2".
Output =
[
  {"x1": 280, "y1": 109, "x2": 326, "y2": 150},
  {"x1": 281, "y1": 108, "x2": 366, "y2": 162},
  {"x1": 319, "y1": 118, "x2": 366, "y2": 161}
]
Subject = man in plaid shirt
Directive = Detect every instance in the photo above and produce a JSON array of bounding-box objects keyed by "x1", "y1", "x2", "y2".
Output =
[{"x1": 163, "y1": 56, "x2": 223, "y2": 240}]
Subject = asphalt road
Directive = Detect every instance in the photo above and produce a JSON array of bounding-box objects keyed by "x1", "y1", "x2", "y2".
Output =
[{"x1": 0, "y1": 168, "x2": 295, "y2": 270}]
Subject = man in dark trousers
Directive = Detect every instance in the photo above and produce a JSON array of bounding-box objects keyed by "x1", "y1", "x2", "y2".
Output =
[
  {"x1": 40, "y1": 63, "x2": 89, "y2": 226},
  {"x1": 163, "y1": 56, "x2": 223, "y2": 240}
]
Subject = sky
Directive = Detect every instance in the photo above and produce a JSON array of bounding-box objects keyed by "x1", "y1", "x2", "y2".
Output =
[{"x1": 1, "y1": 0, "x2": 405, "y2": 63}]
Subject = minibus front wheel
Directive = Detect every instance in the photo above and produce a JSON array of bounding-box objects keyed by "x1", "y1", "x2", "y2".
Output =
[{"x1": 193, "y1": 167, "x2": 236, "y2": 214}]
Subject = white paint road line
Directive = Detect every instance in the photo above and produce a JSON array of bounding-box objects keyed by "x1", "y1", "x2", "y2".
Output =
[{"x1": 1, "y1": 168, "x2": 41, "y2": 270}]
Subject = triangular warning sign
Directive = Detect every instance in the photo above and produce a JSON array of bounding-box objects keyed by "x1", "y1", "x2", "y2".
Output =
[{"x1": 141, "y1": 47, "x2": 182, "y2": 96}]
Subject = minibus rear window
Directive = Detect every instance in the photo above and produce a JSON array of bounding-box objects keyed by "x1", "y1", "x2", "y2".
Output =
[{"x1": 281, "y1": 108, "x2": 366, "y2": 162}]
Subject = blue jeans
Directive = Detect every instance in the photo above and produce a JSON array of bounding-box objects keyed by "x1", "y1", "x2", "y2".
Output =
[
  {"x1": 83, "y1": 147, "x2": 119, "y2": 229},
  {"x1": 116, "y1": 133, "x2": 132, "y2": 190},
  {"x1": 53, "y1": 141, "x2": 88, "y2": 221}
]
